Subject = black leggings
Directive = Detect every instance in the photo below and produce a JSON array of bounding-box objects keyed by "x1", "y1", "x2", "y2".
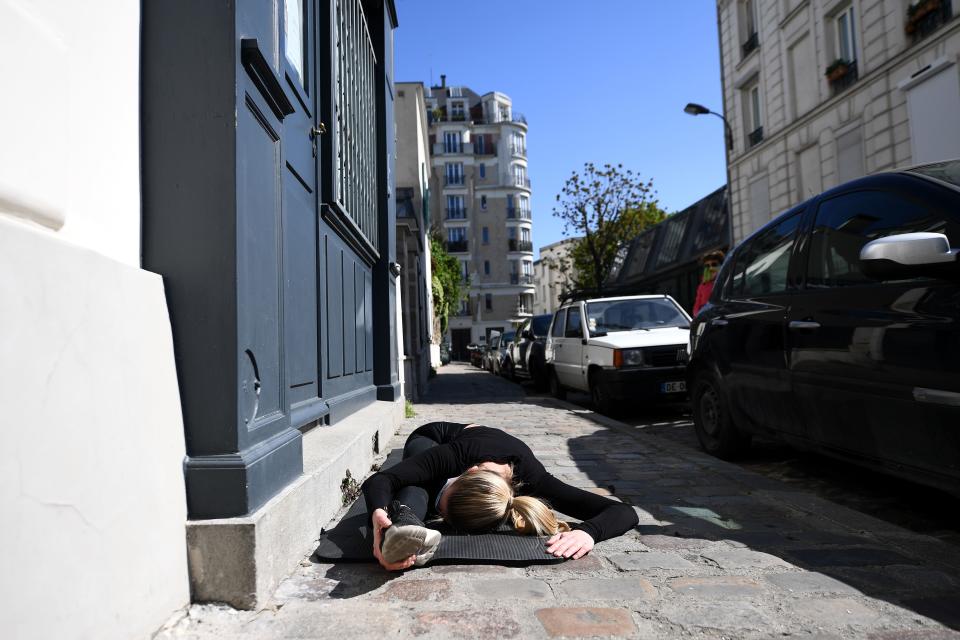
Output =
[{"x1": 397, "y1": 421, "x2": 468, "y2": 520}]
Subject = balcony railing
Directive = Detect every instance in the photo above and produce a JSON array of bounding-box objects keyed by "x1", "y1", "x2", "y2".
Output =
[
  {"x1": 444, "y1": 176, "x2": 465, "y2": 186},
  {"x1": 454, "y1": 303, "x2": 472, "y2": 317},
  {"x1": 741, "y1": 31, "x2": 759, "y2": 57},
  {"x1": 747, "y1": 126, "x2": 764, "y2": 148},
  {"x1": 510, "y1": 273, "x2": 535, "y2": 285},
  {"x1": 513, "y1": 176, "x2": 532, "y2": 188},
  {"x1": 511, "y1": 145, "x2": 527, "y2": 157},
  {"x1": 445, "y1": 208, "x2": 468, "y2": 220},
  {"x1": 450, "y1": 112, "x2": 467, "y2": 122},
  {"x1": 827, "y1": 59, "x2": 859, "y2": 96},
  {"x1": 907, "y1": 0, "x2": 953, "y2": 43},
  {"x1": 507, "y1": 207, "x2": 532, "y2": 220},
  {"x1": 473, "y1": 141, "x2": 497, "y2": 155},
  {"x1": 508, "y1": 239, "x2": 533, "y2": 252},
  {"x1": 445, "y1": 240, "x2": 468, "y2": 253}
]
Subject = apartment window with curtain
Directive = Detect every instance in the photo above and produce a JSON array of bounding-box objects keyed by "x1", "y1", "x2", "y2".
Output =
[
  {"x1": 450, "y1": 101, "x2": 466, "y2": 121},
  {"x1": 482, "y1": 227, "x2": 489, "y2": 244},
  {"x1": 443, "y1": 131, "x2": 462, "y2": 153},
  {"x1": 479, "y1": 163, "x2": 486, "y2": 178},
  {"x1": 485, "y1": 294, "x2": 492, "y2": 311},
  {"x1": 827, "y1": 5, "x2": 859, "y2": 94},
  {"x1": 484, "y1": 260, "x2": 490, "y2": 275},
  {"x1": 835, "y1": 5, "x2": 857, "y2": 63},
  {"x1": 740, "y1": 0, "x2": 759, "y2": 57},
  {"x1": 461, "y1": 260, "x2": 470, "y2": 282},
  {"x1": 444, "y1": 163, "x2": 464, "y2": 185},
  {"x1": 447, "y1": 227, "x2": 466, "y2": 242},
  {"x1": 513, "y1": 165, "x2": 528, "y2": 187},
  {"x1": 446, "y1": 194, "x2": 465, "y2": 219}
]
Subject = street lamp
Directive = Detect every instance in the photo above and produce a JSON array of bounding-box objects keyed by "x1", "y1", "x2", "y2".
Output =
[{"x1": 684, "y1": 102, "x2": 733, "y2": 152}]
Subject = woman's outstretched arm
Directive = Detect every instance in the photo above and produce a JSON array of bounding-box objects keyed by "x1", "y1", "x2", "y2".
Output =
[{"x1": 535, "y1": 473, "x2": 639, "y2": 544}]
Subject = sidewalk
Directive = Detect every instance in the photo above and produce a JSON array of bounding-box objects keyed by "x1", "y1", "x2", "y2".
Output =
[{"x1": 159, "y1": 363, "x2": 960, "y2": 639}]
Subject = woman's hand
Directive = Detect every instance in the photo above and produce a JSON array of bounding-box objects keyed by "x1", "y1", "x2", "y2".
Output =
[
  {"x1": 545, "y1": 529, "x2": 594, "y2": 559},
  {"x1": 371, "y1": 508, "x2": 416, "y2": 571}
]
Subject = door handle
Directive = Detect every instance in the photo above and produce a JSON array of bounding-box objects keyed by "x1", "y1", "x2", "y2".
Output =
[
  {"x1": 310, "y1": 123, "x2": 327, "y2": 138},
  {"x1": 789, "y1": 320, "x2": 821, "y2": 330},
  {"x1": 710, "y1": 318, "x2": 729, "y2": 327}
]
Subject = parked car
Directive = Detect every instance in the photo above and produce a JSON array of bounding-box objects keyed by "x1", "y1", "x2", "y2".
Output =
[
  {"x1": 492, "y1": 330, "x2": 515, "y2": 376},
  {"x1": 467, "y1": 343, "x2": 484, "y2": 368},
  {"x1": 439, "y1": 342, "x2": 451, "y2": 366},
  {"x1": 503, "y1": 314, "x2": 552, "y2": 389},
  {"x1": 483, "y1": 334, "x2": 501, "y2": 372},
  {"x1": 545, "y1": 295, "x2": 691, "y2": 414},
  {"x1": 688, "y1": 160, "x2": 960, "y2": 496}
]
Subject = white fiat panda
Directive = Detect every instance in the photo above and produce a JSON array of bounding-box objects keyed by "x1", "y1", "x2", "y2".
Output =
[{"x1": 544, "y1": 294, "x2": 691, "y2": 414}]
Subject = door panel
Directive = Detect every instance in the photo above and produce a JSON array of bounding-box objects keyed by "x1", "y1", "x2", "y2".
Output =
[{"x1": 284, "y1": 177, "x2": 319, "y2": 405}]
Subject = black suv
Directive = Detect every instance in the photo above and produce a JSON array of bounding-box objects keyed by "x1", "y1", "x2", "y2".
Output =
[{"x1": 688, "y1": 160, "x2": 960, "y2": 495}]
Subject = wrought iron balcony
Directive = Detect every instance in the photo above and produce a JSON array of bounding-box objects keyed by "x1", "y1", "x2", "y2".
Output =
[
  {"x1": 514, "y1": 176, "x2": 532, "y2": 188},
  {"x1": 508, "y1": 239, "x2": 533, "y2": 252},
  {"x1": 510, "y1": 273, "x2": 535, "y2": 285},
  {"x1": 827, "y1": 59, "x2": 859, "y2": 96},
  {"x1": 445, "y1": 208, "x2": 468, "y2": 220},
  {"x1": 907, "y1": 0, "x2": 953, "y2": 42},
  {"x1": 445, "y1": 239, "x2": 468, "y2": 253},
  {"x1": 741, "y1": 32, "x2": 759, "y2": 57},
  {"x1": 473, "y1": 141, "x2": 497, "y2": 155},
  {"x1": 444, "y1": 176, "x2": 465, "y2": 186},
  {"x1": 511, "y1": 145, "x2": 527, "y2": 157},
  {"x1": 747, "y1": 126, "x2": 764, "y2": 148},
  {"x1": 450, "y1": 113, "x2": 467, "y2": 122},
  {"x1": 506, "y1": 207, "x2": 532, "y2": 220}
]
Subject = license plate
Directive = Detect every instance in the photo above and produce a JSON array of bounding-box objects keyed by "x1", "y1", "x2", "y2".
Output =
[{"x1": 661, "y1": 381, "x2": 686, "y2": 394}]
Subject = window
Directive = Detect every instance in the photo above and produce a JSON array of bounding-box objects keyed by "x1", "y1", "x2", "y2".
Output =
[
  {"x1": 728, "y1": 212, "x2": 802, "y2": 297},
  {"x1": 481, "y1": 195, "x2": 487, "y2": 209},
  {"x1": 564, "y1": 308, "x2": 583, "y2": 338},
  {"x1": 446, "y1": 195, "x2": 465, "y2": 219},
  {"x1": 447, "y1": 227, "x2": 466, "y2": 242},
  {"x1": 482, "y1": 227, "x2": 489, "y2": 244},
  {"x1": 485, "y1": 294, "x2": 493, "y2": 311},
  {"x1": 444, "y1": 163, "x2": 464, "y2": 185},
  {"x1": 508, "y1": 227, "x2": 517, "y2": 240},
  {"x1": 443, "y1": 131, "x2": 462, "y2": 154},
  {"x1": 521, "y1": 227, "x2": 531, "y2": 243},
  {"x1": 511, "y1": 132, "x2": 526, "y2": 155},
  {"x1": 518, "y1": 196, "x2": 530, "y2": 218},
  {"x1": 479, "y1": 163, "x2": 486, "y2": 179},
  {"x1": 835, "y1": 5, "x2": 857, "y2": 63},
  {"x1": 484, "y1": 260, "x2": 490, "y2": 275},
  {"x1": 450, "y1": 101, "x2": 466, "y2": 121},
  {"x1": 513, "y1": 165, "x2": 528, "y2": 187},
  {"x1": 806, "y1": 189, "x2": 960, "y2": 287},
  {"x1": 741, "y1": 0, "x2": 759, "y2": 56},
  {"x1": 461, "y1": 260, "x2": 470, "y2": 282},
  {"x1": 551, "y1": 310, "x2": 566, "y2": 337},
  {"x1": 744, "y1": 82, "x2": 763, "y2": 147}
]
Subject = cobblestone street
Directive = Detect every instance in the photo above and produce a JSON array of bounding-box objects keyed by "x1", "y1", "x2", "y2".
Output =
[{"x1": 162, "y1": 364, "x2": 960, "y2": 639}]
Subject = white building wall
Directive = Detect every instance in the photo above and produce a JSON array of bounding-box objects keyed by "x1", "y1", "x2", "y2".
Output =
[
  {"x1": 718, "y1": 0, "x2": 960, "y2": 244},
  {"x1": 0, "y1": 2, "x2": 190, "y2": 637}
]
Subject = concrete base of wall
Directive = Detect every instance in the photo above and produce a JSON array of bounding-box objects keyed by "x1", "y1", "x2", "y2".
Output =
[{"x1": 186, "y1": 398, "x2": 403, "y2": 609}]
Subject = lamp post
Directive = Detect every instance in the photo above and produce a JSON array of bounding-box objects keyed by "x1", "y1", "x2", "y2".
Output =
[
  {"x1": 684, "y1": 102, "x2": 733, "y2": 151},
  {"x1": 685, "y1": 102, "x2": 735, "y2": 250}
]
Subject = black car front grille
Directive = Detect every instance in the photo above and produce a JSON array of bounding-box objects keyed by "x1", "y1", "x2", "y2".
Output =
[{"x1": 644, "y1": 345, "x2": 688, "y2": 367}]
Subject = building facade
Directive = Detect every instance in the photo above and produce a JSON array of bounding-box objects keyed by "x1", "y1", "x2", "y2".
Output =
[
  {"x1": 2, "y1": 0, "x2": 400, "y2": 635},
  {"x1": 425, "y1": 79, "x2": 535, "y2": 354},
  {"x1": 719, "y1": 0, "x2": 960, "y2": 244},
  {"x1": 396, "y1": 82, "x2": 437, "y2": 400},
  {"x1": 533, "y1": 237, "x2": 579, "y2": 315}
]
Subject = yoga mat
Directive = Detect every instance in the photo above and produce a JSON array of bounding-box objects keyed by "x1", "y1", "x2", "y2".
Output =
[{"x1": 312, "y1": 450, "x2": 565, "y2": 566}]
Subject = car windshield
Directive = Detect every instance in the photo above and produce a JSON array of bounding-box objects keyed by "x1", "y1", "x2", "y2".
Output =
[
  {"x1": 501, "y1": 331, "x2": 515, "y2": 346},
  {"x1": 531, "y1": 315, "x2": 552, "y2": 336},
  {"x1": 908, "y1": 160, "x2": 960, "y2": 188},
  {"x1": 585, "y1": 298, "x2": 689, "y2": 334}
]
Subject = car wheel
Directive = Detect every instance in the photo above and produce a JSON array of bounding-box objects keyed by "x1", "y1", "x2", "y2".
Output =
[
  {"x1": 589, "y1": 370, "x2": 616, "y2": 416},
  {"x1": 549, "y1": 368, "x2": 566, "y2": 400},
  {"x1": 691, "y1": 370, "x2": 751, "y2": 459},
  {"x1": 502, "y1": 359, "x2": 515, "y2": 381}
]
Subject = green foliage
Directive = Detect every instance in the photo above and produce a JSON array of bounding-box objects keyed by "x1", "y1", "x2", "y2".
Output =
[
  {"x1": 551, "y1": 163, "x2": 666, "y2": 294},
  {"x1": 404, "y1": 399, "x2": 416, "y2": 418},
  {"x1": 430, "y1": 232, "x2": 467, "y2": 335}
]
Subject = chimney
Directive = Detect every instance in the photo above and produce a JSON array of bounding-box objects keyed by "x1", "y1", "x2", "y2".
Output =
[{"x1": 440, "y1": 74, "x2": 446, "y2": 88}]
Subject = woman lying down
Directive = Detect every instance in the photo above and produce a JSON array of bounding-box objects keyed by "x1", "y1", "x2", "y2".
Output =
[{"x1": 361, "y1": 421, "x2": 639, "y2": 570}]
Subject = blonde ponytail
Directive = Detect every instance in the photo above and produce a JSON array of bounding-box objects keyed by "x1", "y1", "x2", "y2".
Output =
[
  {"x1": 508, "y1": 495, "x2": 570, "y2": 536},
  {"x1": 444, "y1": 470, "x2": 570, "y2": 536}
]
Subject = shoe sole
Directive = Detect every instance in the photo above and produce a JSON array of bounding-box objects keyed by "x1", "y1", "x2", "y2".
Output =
[{"x1": 381, "y1": 525, "x2": 442, "y2": 566}]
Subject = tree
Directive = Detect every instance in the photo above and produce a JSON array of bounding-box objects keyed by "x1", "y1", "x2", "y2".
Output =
[
  {"x1": 430, "y1": 232, "x2": 466, "y2": 337},
  {"x1": 551, "y1": 162, "x2": 665, "y2": 295}
]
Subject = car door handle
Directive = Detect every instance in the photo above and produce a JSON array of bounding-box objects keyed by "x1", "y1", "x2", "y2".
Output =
[
  {"x1": 710, "y1": 318, "x2": 729, "y2": 327},
  {"x1": 789, "y1": 320, "x2": 821, "y2": 330}
]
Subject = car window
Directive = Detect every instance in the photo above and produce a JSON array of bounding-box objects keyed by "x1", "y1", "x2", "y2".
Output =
[
  {"x1": 729, "y1": 213, "x2": 801, "y2": 298},
  {"x1": 551, "y1": 309, "x2": 566, "y2": 337},
  {"x1": 586, "y1": 298, "x2": 689, "y2": 333},
  {"x1": 806, "y1": 189, "x2": 960, "y2": 288},
  {"x1": 531, "y1": 315, "x2": 552, "y2": 336},
  {"x1": 565, "y1": 308, "x2": 583, "y2": 338}
]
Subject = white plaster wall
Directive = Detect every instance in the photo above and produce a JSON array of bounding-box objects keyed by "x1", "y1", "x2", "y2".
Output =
[
  {"x1": 0, "y1": 218, "x2": 189, "y2": 639},
  {"x1": 0, "y1": 0, "x2": 141, "y2": 266}
]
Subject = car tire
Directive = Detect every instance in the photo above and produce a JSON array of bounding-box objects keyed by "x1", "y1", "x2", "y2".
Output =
[
  {"x1": 502, "y1": 358, "x2": 515, "y2": 381},
  {"x1": 589, "y1": 370, "x2": 617, "y2": 416},
  {"x1": 549, "y1": 368, "x2": 566, "y2": 400},
  {"x1": 691, "y1": 370, "x2": 751, "y2": 459}
]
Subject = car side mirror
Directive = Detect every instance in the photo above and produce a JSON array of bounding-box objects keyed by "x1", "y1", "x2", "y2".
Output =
[
  {"x1": 860, "y1": 232, "x2": 960, "y2": 280},
  {"x1": 523, "y1": 330, "x2": 534, "y2": 340}
]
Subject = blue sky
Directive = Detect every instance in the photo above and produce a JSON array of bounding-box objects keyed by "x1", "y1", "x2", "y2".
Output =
[{"x1": 394, "y1": 0, "x2": 728, "y2": 255}]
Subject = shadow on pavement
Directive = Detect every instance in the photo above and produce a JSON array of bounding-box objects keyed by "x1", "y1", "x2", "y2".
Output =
[{"x1": 564, "y1": 420, "x2": 960, "y2": 630}]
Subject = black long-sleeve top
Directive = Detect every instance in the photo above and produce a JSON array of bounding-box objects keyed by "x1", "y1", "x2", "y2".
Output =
[{"x1": 362, "y1": 426, "x2": 638, "y2": 543}]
